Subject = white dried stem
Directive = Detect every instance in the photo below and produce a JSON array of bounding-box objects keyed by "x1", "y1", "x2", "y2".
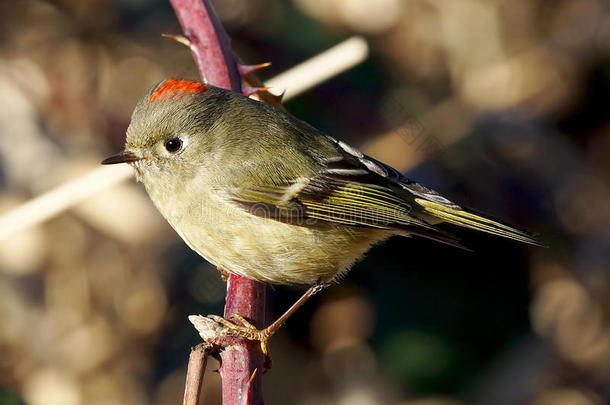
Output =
[
  {"x1": 0, "y1": 165, "x2": 133, "y2": 242},
  {"x1": 265, "y1": 36, "x2": 369, "y2": 101}
]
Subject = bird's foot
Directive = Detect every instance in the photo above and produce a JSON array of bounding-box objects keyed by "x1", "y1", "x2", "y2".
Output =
[{"x1": 207, "y1": 314, "x2": 274, "y2": 356}]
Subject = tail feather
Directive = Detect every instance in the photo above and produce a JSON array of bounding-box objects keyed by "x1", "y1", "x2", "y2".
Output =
[
  {"x1": 414, "y1": 198, "x2": 543, "y2": 246},
  {"x1": 398, "y1": 225, "x2": 471, "y2": 251}
]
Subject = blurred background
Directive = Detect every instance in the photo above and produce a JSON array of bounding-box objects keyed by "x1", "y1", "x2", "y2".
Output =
[{"x1": 1, "y1": 0, "x2": 609, "y2": 404}]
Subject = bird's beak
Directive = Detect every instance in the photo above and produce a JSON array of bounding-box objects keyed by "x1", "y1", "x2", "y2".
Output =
[{"x1": 101, "y1": 150, "x2": 143, "y2": 165}]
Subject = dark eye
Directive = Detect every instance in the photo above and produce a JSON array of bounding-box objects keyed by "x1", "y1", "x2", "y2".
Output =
[{"x1": 165, "y1": 138, "x2": 183, "y2": 153}]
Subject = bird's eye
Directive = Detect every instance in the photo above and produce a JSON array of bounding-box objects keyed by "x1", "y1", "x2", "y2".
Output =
[{"x1": 165, "y1": 138, "x2": 183, "y2": 153}]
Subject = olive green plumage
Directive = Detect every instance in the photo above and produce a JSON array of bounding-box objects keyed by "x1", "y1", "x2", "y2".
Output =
[{"x1": 106, "y1": 79, "x2": 540, "y2": 284}]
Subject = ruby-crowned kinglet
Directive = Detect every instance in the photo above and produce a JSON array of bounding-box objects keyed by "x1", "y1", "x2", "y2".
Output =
[{"x1": 103, "y1": 79, "x2": 539, "y2": 285}]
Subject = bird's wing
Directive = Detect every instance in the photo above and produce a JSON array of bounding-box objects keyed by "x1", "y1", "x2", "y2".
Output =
[
  {"x1": 223, "y1": 134, "x2": 460, "y2": 247},
  {"x1": 226, "y1": 135, "x2": 540, "y2": 247},
  {"x1": 341, "y1": 142, "x2": 542, "y2": 246}
]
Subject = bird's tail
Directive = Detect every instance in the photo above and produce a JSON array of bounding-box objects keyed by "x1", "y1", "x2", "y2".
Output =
[{"x1": 413, "y1": 198, "x2": 543, "y2": 246}]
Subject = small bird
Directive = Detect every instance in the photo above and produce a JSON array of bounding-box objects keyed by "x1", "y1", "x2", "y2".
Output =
[{"x1": 103, "y1": 79, "x2": 540, "y2": 350}]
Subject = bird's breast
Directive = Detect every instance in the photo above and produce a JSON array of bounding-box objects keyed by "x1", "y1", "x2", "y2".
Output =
[{"x1": 144, "y1": 176, "x2": 388, "y2": 284}]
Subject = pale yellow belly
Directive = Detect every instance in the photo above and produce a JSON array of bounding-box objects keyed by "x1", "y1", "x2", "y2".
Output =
[{"x1": 167, "y1": 195, "x2": 390, "y2": 284}]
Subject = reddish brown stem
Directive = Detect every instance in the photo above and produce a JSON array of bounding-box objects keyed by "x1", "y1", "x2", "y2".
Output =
[
  {"x1": 169, "y1": 0, "x2": 242, "y2": 91},
  {"x1": 220, "y1": 275, "x2": 266, "y2": 404},
  {"x1": 168, "y1": 1, "x2": 266, "y2": 404}
]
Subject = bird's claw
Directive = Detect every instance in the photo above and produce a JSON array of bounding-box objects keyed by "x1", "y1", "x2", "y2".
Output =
[{"x1": 207, "y1": 314, "x2": 273, "y2": 356}]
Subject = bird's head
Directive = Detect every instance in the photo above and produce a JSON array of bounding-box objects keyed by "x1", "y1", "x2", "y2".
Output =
[{"x1": 102, "y1": 79, "x2": 230, "y2": 184}]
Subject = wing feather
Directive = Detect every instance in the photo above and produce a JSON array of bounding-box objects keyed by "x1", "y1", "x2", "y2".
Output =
[{"x1": 226, "y1": 134, "x2": 539, "y2": 248}]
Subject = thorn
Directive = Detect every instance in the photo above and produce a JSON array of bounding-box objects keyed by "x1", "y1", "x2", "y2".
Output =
[
  {"x1": 242, "y1": 368, "x2": 258, "y2": 405},
  {"x1": 249, "y1": 368, "x2": 258, "y2": 384},
  {"x1": 161, "y1": 33, "x2": 191, "y2": 47},
  {"x1": 238, "y1": 62, "x2": 271, "y2": 76},
  {"x1": 254, "y1": 88, "x2": 285, "y2": 106},
  {"x1": 244, "y1": 85, "x2": 271, "y2": 98},
  {"x1": 267, "y1": 90, "x2": 285, "y2": 105},
  {"x1": 245, "y1": 87, "x2": 274, "y2": 101},
  {"x1": 242, "y1": 85, "x2": 259, "y2": 96}
]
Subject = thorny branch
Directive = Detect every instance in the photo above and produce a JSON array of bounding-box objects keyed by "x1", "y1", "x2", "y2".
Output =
[{"x1": 168, "y1": 0, "x2": 267, "y2": 404}]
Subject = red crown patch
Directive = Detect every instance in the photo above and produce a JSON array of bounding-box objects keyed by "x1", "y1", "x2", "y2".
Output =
[{"x1": 148, "y1": 79, "x2": 207, "y2": 103}]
